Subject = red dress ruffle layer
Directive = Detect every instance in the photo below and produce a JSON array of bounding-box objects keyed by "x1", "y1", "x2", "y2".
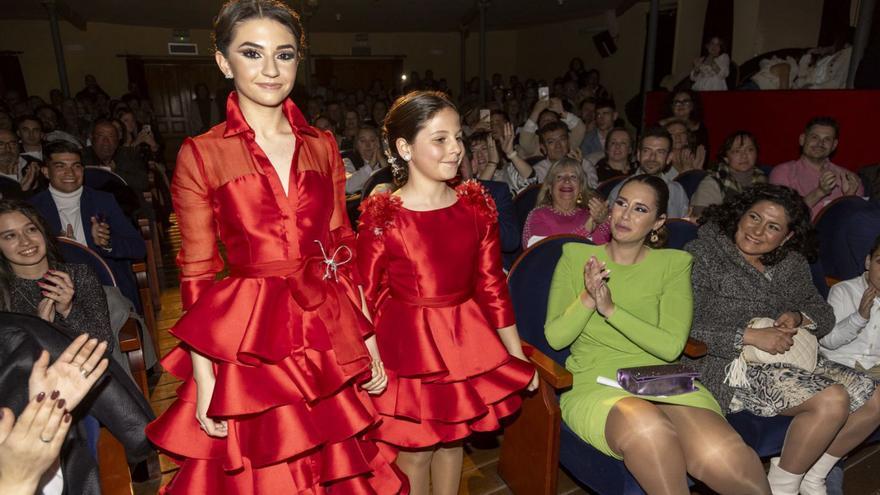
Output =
[{"x1": 146, "y1": 277, "x2": 407, "y2": 494}]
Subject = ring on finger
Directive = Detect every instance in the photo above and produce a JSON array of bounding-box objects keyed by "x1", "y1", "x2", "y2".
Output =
[
  {"x1": 79, "y1": 367, "x2": 91, "y2": 377},
  {"x1": 39, "y1": 434, "x2": 52, "y2": 443}
]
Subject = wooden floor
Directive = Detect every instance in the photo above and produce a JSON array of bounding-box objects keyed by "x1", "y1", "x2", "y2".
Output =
[{"x1": 145, "y1": 216, "x2": 589, "y2": 494}]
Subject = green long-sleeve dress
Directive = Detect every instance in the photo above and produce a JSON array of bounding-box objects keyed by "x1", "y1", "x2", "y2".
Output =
[{"x1": 545, "y1": 243, "x2": 722, "y2": 459}]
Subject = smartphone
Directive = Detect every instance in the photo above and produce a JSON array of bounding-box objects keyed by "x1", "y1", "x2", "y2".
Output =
[
  {"x1": 479, "y1": 109, "x2": 491, "y2": 126},
  {"x1": 538, "y1": 86, "x2": 550, "y2": 101}
]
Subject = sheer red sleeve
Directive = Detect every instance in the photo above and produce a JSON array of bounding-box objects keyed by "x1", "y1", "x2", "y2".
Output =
[
  {"x1": 356, "y1": 194, "x2": 399, "y2": 315},
  {"x1": 171, "y1": 139, "x2": 224, "y2": 310}
]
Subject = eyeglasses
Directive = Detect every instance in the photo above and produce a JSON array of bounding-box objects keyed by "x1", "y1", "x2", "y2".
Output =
[
  {"x1": 0, "y1": 141, "x2": 18, "y2": 149},
  {"x1": 555, "y1": 174, "x2": 579, "y2": 183},
  {"x1": 672, "y1": 99, "x2": 692, "y2": 106}
]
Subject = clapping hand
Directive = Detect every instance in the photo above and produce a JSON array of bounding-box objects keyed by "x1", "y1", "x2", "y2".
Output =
[
  {"x1": 583, "y1": 256, "x2": 614, "y2": 316},
  {"x1": 20, "y1": 163, "x2": 39, "y2": 192},
  {"x1": 28, "y1": 334, "x2": 109, "y2": 412},
  {"x1": 37, "y1": 270, "x2": 74, "y2": 319},
  {"x1": 500, "y1": 122, "x2": 516, "y2": 156},
  {"x1": 842, "y1": 173, "x2": 861, "y2": 196},
  {"x1": 818, "y1": 170, "x2": 837, "y2": 195},
  {"x1": 587, "y1": 197, "x2": 608, "y2": 225},
  {"x1": 90, "y1": 216, "x2": 111, "y2": 249},
  {"x1": 0, "y1": 394, "x2": 71, "y2": 495}
]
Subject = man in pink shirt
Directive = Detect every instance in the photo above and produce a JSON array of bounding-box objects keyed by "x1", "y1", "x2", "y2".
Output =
[{"x1": 770, "y1": 116, "x2": 862, "y2": 218}]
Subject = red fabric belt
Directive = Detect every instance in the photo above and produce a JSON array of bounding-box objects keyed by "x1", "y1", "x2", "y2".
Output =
[{"x1": 389, "y1": 289, "x2": 472, "y2": 308}]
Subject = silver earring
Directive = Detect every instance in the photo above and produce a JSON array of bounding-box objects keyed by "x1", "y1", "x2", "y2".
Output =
[
  {"x1": 403, "y1": 154, "x2": 411, "y2": 161},
  {"x1": 225, "y1": 73, "x2": 233, "y2": 79}
]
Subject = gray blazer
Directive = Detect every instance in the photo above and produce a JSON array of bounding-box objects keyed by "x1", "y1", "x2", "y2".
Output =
[{"x1": 683, "y1": 222, "x2": 834, "y2": 413}]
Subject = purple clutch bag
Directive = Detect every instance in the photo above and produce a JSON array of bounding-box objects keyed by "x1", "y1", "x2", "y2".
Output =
[{"x1": 617, "y1": 364, "x2": 700, "y2": 396}]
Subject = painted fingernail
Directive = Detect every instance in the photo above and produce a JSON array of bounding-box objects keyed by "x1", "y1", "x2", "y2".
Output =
[
  {"x1": 57, "y1": 399, "x2": 66, "y2": 409},
  {"x1": 50, "y1": 390, "x2": 59, "y2": 400},
  {"x1": 63, "y1": 413, "x2": 71, "y2": 423},
  {"x1": 36, "y1": 392, "x2": 45, "y2": 402}
]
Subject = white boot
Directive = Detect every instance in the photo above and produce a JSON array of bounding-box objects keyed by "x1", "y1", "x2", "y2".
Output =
[
  {"x1": 767, "y1": 457, "x2": 805, "y2": 495},
  {"x1": 799, "y1": 453, "x2": 841, "y2": 495}
]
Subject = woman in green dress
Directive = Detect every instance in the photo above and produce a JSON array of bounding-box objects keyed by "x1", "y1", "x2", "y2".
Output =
[{"x1": 545, "y1": 175, "x2": 770, "y2": 494}]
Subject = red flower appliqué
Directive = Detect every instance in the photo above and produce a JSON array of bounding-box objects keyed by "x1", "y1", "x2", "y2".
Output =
[
  {"x1": 358, "y1": 193, "x2": 402, "y2": 236},
  {"x1": 456, "y1": 180, "x2": 498, "y2": 223}
]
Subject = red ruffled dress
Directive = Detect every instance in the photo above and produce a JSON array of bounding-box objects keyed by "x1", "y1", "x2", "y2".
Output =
[
  {"x1": 145, "y1": 93, "x2": 407, "y2": 494},
  {"x1": 356, "y1": 182, "x2": 535, "y2": 448}
]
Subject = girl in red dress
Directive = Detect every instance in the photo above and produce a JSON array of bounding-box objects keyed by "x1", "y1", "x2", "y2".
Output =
[
  {"x1": 357, "y1": 91, "x2": 538, "y2": 495},
  {"x1": 145, "y1": 1, "x2": 406, "y2": 493}
]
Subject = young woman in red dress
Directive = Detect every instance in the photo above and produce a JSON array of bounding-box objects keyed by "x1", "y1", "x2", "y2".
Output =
[
  {"x1": 145, "y1": 1, "x2": 406, "y2": 493},
  {"x1": 357, "y1": 91, "x2": 539, "y2": 495}
]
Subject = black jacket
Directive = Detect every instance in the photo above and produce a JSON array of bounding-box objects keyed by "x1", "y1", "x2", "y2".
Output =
[{"x1": 0, "y1": 312, "x2": 154, "y2": 495}]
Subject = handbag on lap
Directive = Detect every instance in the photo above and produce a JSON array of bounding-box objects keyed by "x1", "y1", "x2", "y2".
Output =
[{"x1": 724, "y1": 316, "x2": 818, "y2": 387}]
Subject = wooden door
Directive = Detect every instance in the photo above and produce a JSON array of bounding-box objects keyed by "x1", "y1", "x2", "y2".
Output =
[{"x1": 142, "y1": 60, "x2": 227, "y2": 164}]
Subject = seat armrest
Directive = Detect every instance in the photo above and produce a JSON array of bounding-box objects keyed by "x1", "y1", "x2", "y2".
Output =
[
  {"x1": 684, "y1": 337, "x2": 707, "y2": 359},
  {"x1": 523, "y1": 342, "x2": 573, "y2": 390}
]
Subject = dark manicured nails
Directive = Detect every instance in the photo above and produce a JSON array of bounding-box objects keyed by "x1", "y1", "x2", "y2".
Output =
[
  {"x1": 36, "y1": 392, "x2": 45, "y2": 402},
  {"x1": 63, "y1": 413, "x2": 71, "y2": 423},
  {"x1": 50, "y1": 390, "x2": 60, "y2": 400},
  {"x1": 57, "y1": 399, "x2": 66, "y2": 409}
]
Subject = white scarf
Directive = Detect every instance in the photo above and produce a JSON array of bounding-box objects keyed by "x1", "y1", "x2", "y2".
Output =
[{"x1": 49, "y1": 185, "x2": 86, "y2": 244}]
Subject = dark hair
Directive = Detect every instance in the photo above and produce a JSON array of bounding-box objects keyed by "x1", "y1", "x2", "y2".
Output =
[
  {"x1": 594, "y1": 98, "x2": 616, "y2": 112},
  {"x1": 640, "y1": 125, "x2": 673, "y2": 150},
  {"x1": 717, "y1": 130, "x2": 759, "y2": 163},
  {"x1": 664, "y1": 119, "x2": 698, "y2": 152},
  {"x1": 0, "y1": 200, "x2": 62, "y2": 310},
  {"x1": 490, "y1": 109, "x2": 509, "y2": 124},
  {"x1": 383, "y1": 90, "x2": 458, "y2": 185},
  {"x1": 604, "y1": 127, "x2": 633, "y2": 152},
  {"x1": 617, "y1": 175, "x2": 669, "y2": 248},
  {"x1": 538, "y1": 120, "x2": 569, "y2": 144},
  {"x1": 91, "y1": 117, "x2": 118, "y2": 138},
  {"x1": 212, "y1": 0, "x2": 306, "y2": 57},
  {"x1": 804, "y1": 116, "x2": 840, "y2": 139},
  {"x1": 537, "y1": 108, "x2": 560, "y2": 124},
  {"x1": 349, "y1": 124, "x2": 380, "y2": 170},
  {"x1": 44, "y1": 140, "x2": 82, "y2": 162},
  {"x1": 700, "y1": 184, "x2": 817, "y2": 265},
  {"x1": 870, "y1": 234, "x2": 880, "y2": 259},
  {"x1": 14, "y1": 114, "x2": 41, "y2": 131},
  {"x1": 661, "y1": 89, "x2": 704, "y2": 122},
  {"x1": 703, "y1": 35, "x2": 727, "y2": 54},
  {"x1": 467, "y1": 130, "x2": 491, "y2": 150}
]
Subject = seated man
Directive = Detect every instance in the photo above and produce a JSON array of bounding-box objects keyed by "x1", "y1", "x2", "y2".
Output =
[
  {"x1": 30, "y1": 140, "x2": 146, "y2": 312},
  {"x1": 822, "y1": 234, "x2": 880, "y2": 380},
  {"x1": 81, "y1": 118, "x2": 150, "y2": 197},
  {"x1": 15, "y1": 114, "x2": 44, "y2": 161},
  {"x1": 607, "y1": 126, "x2": 689, "y2": 218},
  {"x1": 518, "y1": 97, "x2": 585, "y2": 158},
  {"x1": 533, "y1": 121, "x2": 598, "y2": 188},
  {"x1": 579, "y1": 98, "x2": 618, "y2": 157},
  {"x1": 770, "y1": 116, "x2": 862, "y2": 218},
  {"x1": 0, "y1": 129, "x2": 40, "y2": 199}
]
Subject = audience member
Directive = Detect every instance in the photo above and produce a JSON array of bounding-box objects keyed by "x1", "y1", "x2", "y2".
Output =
[
  {"x1": 546, "y1": 175, "x2": 770, "y2": 494},
  {"x1": 607, "y1": 127, "x2": 689, "y2": 218},
  {"x1": 580, "y1": 99, "x2": 618, "y2": 157},
  {"x1": 533, "y1": 121, "x2": 598, "y2": 188},
  {"x1": 519, "y1": 97, "x2": 586, "y2": 159},
  {"x1": 0, "y1": 129, "x2": 40, "y2": 197},
  {"x1": 343, "y1": 125, "x2": 388, "y2": 195},
  {"x1": 15, "y1": 115, "x2": 43, "y2": 162},
  {"x1": 659, "y1": 89, "x2": 710, "y2": 151},
  {"x1": 0, "y1": 312, "x2": 154, "y2": 495},
  {"x1": 521, "y1": 157, "x2": 609, "y2": 248},
  {"x1": 770, "y1": 116, "x2": 862, "y2": 218},
  {"x1": 691, "y1": 36, "x2": 730, "y2": 91},
  {"x1": 591, "y1": 127, "x2": 635, "y2": 182},
  {"x1": 686, "y1": 184, "x2": 880, "y2": 494},
  {"x1": 81, "y1": 119, "x2": 151, "y2": 196},
  {"x1": 29, "y1": 141, "x2": 145, "y2": 312},
  {"x1": 690, "y1": 130, "x2": 767, "y2": 217},
  {"x1": 663, "y1": 119, "x2": 705, "y2": 179},
  {"x1": 490, "y1": 123, "x2": 543, "y2": 194},
  {"x1": 822, "y1": 234, "x2": 880, "y2": 379}
]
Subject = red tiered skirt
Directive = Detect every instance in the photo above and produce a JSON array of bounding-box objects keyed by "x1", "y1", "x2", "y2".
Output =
[
  {"x1": 145, "y1": 274, "x2": 408, "y2": 494},
  {"x1": 368, "y1": 294, "x2": 534, "y2": 449}
]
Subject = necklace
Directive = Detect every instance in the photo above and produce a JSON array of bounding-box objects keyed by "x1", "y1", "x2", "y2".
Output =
[{"x1": 550, "y1": 205, "x2": 580, "y2": 217}]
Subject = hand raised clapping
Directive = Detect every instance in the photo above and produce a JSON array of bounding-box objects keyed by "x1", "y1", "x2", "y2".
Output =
[
  {"x1": 582, "y1": 256, "x2": 615, "y2": 317},
  {"x1": 37, "y1": 270, "x2": 74, "y2": 319},
  {"x1": 28, "y1": 334, "x2": 109, "y2": 412}
]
